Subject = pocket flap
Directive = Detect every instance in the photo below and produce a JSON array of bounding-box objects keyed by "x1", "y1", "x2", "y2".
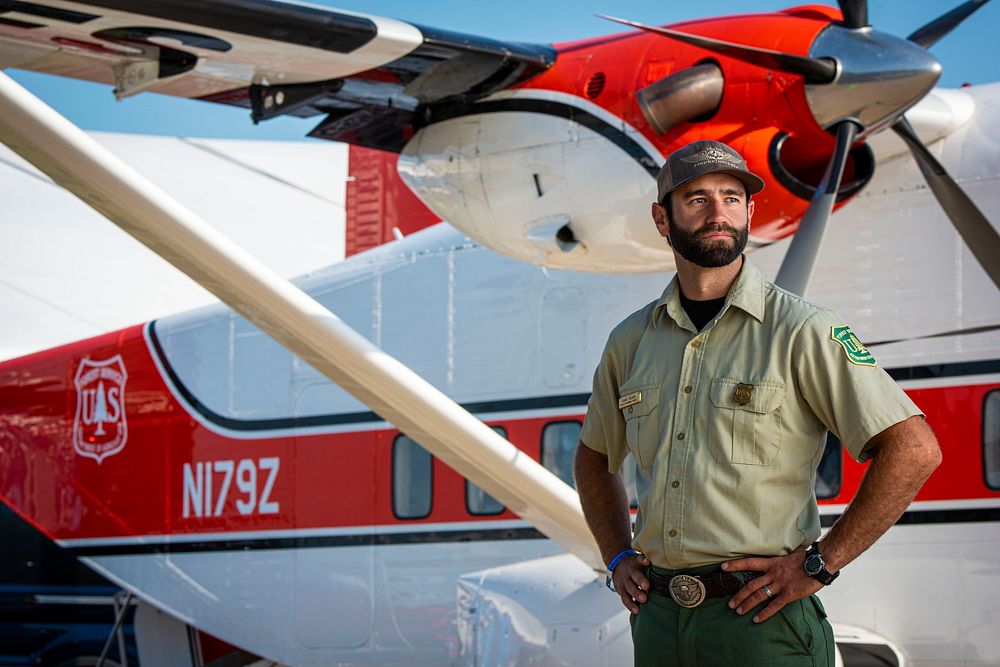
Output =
[
  {"x1": 710, "y1": 378, "x2": 784, "y2": 413},
  {"x1": 619, "y1": 385, "x2": 659, "y2": 419}
]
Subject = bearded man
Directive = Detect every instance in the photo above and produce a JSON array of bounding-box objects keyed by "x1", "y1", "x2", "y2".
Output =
[{"x1": 573, "y1": 140, "x2": 941, "y2": 666}]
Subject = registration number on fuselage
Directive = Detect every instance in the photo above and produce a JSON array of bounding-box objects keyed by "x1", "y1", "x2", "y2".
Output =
[{"x1": 182, "y1": 457, "x2": 280, "y2": 518}]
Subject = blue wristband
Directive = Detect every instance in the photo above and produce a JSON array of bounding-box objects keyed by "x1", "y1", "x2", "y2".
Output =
[{"x1": 605, "y1": 548, "x2": 641, "y2": 591}]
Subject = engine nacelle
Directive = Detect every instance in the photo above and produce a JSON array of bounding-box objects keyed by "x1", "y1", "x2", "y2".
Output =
[{"x1": 399, "y1": 89, "x2": 675, "y2": 273}]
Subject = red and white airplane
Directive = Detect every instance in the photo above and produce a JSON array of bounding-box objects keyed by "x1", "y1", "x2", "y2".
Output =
[{"x1": 1, "y1": 1, "x2": 999, "y2": 665}]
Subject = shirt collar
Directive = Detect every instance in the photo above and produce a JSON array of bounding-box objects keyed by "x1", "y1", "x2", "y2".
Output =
[{"x1": 654, "y1": 257, "x2": 766, "y2": 328}]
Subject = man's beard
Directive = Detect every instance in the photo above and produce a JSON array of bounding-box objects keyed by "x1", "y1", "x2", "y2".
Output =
[{"x1": 668, "y1": 218, "x2": 749, "y2": 268}]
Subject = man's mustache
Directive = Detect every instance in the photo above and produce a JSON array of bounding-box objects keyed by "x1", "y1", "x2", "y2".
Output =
[{"x1": 697, "y1": 224, "x2": 740, "y2": 238}]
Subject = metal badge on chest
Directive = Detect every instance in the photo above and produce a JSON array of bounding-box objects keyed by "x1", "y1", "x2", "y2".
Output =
[{"x1": 733, "y1": 382, "x2": 753, "y2": 406}]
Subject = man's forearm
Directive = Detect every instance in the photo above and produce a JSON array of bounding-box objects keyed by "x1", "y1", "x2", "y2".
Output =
[
  {"x1": 820, "y1": 416, "x2": 941, "y2": 572},
  {"x1": 573, "y1": 442, "x2": 633, "y2": 566}
]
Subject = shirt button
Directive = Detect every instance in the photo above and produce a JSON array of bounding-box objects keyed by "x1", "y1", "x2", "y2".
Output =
[
  {"x1": 690, "y1": 340, "x2": 701, "y2": 348},
  {"x1": 668, "y1": 529, "x2": 678, "y2": 537},
  {"x1": 677, "y1": 432, "x2": 685, "y2": 440},
  {"x1": 683, "y1": 385, "x2": 693, "y2": 394},
  {"x1": 671, "y1": 480, "x2": 680, "y2": 488}
]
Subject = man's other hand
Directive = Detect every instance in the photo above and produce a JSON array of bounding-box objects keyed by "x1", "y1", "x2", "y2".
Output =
[
  {"x1": 722, "y1": 551, "x2": 823, "y2": 623},
  {"x1": 612, "y1": 552, "x2": 652, "y2": 614}
]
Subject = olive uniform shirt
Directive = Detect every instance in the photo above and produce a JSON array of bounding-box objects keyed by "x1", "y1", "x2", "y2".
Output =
[{"x1": 580, "y1": 259, "x2": 922, "y2": 569}]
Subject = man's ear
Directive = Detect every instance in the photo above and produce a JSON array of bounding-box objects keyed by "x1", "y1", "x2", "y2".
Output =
[
  {"x1": 652, "y1": 201, "x2": 669, "y2": 240},
  {"x1": 747, "y1": 198, "x2": 755, "y2": 230}
]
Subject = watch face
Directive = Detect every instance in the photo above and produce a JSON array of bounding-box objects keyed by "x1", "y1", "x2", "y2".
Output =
[{"x1": 804, "y1": 554, "x2": 823, "y2": 576}]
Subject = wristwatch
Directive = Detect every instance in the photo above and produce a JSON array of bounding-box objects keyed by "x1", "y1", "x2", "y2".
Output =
[{"x1": 803, "y1": 542, "x2": 839, "y2": 585}]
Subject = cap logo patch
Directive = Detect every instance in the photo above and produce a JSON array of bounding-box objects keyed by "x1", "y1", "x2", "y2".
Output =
[
  {"x1": 830, "y1": 325, "x2": 877, "y2": 367},
  {"x1": 681, "y1": 147, "x2": 740, "y2": 168}
]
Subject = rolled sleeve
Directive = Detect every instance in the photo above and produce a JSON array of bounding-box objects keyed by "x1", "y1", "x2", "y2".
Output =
[{"x1": 792, "y1": 309, "x2": 923, "y2": 462}]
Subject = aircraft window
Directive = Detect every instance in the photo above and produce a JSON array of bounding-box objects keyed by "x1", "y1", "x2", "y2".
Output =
[
  {"x1": 393, "y1": 435, "x2": 433, "y2": 519},
  {"x1": 815, "y1": 433, "x2": 842, "y2": 499},
  {"x1": 541, "y1": 421, "x2": 582, "y2": 487},
  {"x1": 540, "y1": 421, "x2": 638, "y2": 507},
  {"x1": 985, "y1": 390, "x2": 1000, "y2": 489},
  {"x1": 466, "y1": 426, "x2": 507, "y2": 516}
]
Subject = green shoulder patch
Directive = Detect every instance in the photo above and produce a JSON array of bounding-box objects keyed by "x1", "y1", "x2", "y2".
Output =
[{"x1": 830, "y1": 325, "x2": 877, "y2": 367}]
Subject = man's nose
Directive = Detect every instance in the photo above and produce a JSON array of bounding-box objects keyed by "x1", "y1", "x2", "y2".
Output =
[{"x1": 706, "y1": 197, "x2": 728, "y2": 221}]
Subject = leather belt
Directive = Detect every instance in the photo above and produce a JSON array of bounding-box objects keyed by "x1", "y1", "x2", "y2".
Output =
[{"x1": 647, "y1": 568, "x2": 752, "y2": 609}]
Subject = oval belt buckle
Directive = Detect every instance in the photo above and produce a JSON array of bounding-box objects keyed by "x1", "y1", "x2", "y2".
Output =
[{"x1": 668, "y1": 574, "x2": 706, "y2": 608}]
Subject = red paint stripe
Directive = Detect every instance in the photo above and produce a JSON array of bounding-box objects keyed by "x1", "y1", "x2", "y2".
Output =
[{"x1": 1, "y1": 324, "x2": 997, "y2": 542}]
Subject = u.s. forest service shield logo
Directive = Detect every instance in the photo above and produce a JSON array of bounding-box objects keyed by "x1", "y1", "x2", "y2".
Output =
[
  {"x1": 73, "y1": 355, "x2": 128, "y2": 463},
  {"x1": 830, "y1": 325, "x2": 877, "y2": 367}
]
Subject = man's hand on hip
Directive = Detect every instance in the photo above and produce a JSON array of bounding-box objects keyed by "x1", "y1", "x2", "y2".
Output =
[
  {"x1": 612, "y1": 552, "x2": 652, "y2": 614},
  {"x1": 721, "y1": 551, "x2": 823, "y2": 623}
]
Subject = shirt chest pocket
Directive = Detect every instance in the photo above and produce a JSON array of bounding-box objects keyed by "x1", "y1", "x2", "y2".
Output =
[
  {"x1": 620, "y1": 384, "x2": 661, "y2": 470},
  {"x1": 709, "y1": 378, "x2": 784, "y2": 466}
]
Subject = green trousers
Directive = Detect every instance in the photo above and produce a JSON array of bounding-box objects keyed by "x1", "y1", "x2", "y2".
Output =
[{"x1": 631, "y1": 565, "x2": 835, "y2": 667}]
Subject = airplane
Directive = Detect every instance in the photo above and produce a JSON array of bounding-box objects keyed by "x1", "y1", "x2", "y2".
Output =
[{"x1": 1, "y1": 0, "x2": 999, "y2": 665}]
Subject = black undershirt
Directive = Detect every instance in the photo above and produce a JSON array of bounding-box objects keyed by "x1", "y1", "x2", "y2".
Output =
[{"x1": 680, "y1": 292, "x2": 726, "y2": 331}]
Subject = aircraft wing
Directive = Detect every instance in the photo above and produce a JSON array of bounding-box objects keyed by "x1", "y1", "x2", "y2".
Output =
[{"x1": 0, "y1": 0, "x2": 554, "y2": 150}]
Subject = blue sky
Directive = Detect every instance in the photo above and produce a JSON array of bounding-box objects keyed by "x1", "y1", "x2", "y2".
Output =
[{"x1": 7, "y1": 0, "x2": 999, "y2": 141}]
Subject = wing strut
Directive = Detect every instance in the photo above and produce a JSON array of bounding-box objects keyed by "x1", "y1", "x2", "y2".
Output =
[{"x1": 0, "y1": 71, "x2": 602, "y2": 571}]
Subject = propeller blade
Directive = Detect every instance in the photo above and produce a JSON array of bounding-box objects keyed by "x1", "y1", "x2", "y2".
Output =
[
  {"x1": 596, "y1": 15, "x2": 837, "y2": 84},
  {"x1": 837, "y1": 0, "x2": 869, "y2": 29},
  {"x1": 774, "y1": 121, "x2": 860, "y2": 296},
  {"x1": 892, "y1": 116, "x2": 1000, "y2": 291},
  {"x1": 906, "y1": 0, "x2": 991, "y2": 49}
]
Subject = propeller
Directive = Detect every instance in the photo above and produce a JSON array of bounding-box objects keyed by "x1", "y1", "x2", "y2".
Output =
[
  {"x1": 906, "y1": 0, "x2": 990, "y2": 48},
  {"x1": 892, "y1": 116, "x2": 1000, "y2": 290},
  {"x1": 837, "y1": 0, "x2": 869, "y2": 29},
  {"x1": 774, "y1": 121, "x2": 859, "y2": 295},
  {"x1": 603, "y1": 0, "x2": 997, "y2": 295},
  {"x1": 596, "y1": 15, "x2": 837, "y2": 84}
]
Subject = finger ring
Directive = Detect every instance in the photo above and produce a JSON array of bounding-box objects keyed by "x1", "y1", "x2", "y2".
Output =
[{"x1": 762, "y1": 585, "x2": 773, "y2": 598}]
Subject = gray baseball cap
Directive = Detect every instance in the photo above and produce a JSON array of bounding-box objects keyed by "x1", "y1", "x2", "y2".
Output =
[{"x1": 656, "y1": 140, "x2": 765, "y2": 203}]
